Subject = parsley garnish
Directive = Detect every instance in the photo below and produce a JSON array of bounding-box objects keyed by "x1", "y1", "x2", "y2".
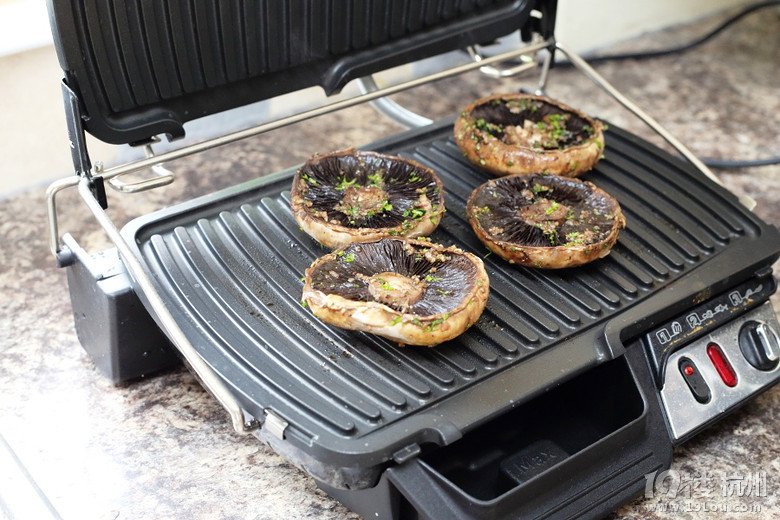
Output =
[{"x1": 335, "y1": 176, "x2": 357, "y2": 191}]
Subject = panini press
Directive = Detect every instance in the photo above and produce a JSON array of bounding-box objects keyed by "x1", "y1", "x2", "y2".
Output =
[{"x1": 45, "y1": 1, "x2": 780, "y2": 518}]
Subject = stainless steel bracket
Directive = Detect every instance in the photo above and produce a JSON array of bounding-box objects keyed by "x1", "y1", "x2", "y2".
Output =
[
  {"x1": 76, "y1": 177, "x2": 258, "y2": 434},
  {"x1": 263, "y1": 409, "x2": 289, "y2": 441},
  {"x1": 356, "y1": 76, "x2": 433, "y2": 129},
  {"x1": 106, "y1": 138, "x2": 174, "y2": 193},
  {"x1": 45, "y1": 38, "x2": 551, "y2": 259},
  {"x1": 467, "y1": 44, "x2": 538, "y2": 78},
  {"x1": 553, "y1": 41, "x2": 756, "y2": 210}
]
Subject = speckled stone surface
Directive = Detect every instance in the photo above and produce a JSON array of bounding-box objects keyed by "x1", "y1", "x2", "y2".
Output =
[{"x1": 1, "y1": 7, "x2": 778, "y2": 520}]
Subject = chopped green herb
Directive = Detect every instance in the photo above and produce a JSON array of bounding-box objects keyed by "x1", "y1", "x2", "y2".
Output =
[
  {"x1": 426, "y1": 313, "x2": 450, "y2": 332},
  {"x1": 342, "y1": 252, "x2": 356, "y2": 263},
  {"x1": 474, "y1": 118, "x2": 502, "y2": 135},
  {"x1": 474, "y1": 206, "x2": 491, "y2": 218},
  {"x1": 565, "y1": 231, "x2": 585, "y2": 246},
  {"x1": 390, "y1": 316, "x2": 403, "y2": 326},
  {"x1": 403, "y1": 208, "x2": 426, "y2": 220},
  {"x1": 401, "y1": 220, "x2": 416, "y2": 232},
  {"x1": 367, "y1": 172, "x2": 383, "y2": 187},
  {"x1": 335, "y1": 176, "x2": 357, "y2": 191},
  {"x1": 425, "y1": 275, "x2": 443, "y2": 282}
]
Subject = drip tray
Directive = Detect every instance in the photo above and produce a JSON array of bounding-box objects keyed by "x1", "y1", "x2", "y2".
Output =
[{"x1": 420, "y1": 357, "x2": 645, "y2": 501}]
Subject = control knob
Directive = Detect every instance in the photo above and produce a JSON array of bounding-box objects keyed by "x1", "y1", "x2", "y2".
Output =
[{"x1": 738, "y1": 321, "x2": 780, "y2": 371}]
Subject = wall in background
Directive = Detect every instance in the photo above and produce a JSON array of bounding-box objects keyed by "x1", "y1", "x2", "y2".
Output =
[
  {"x1": 555, "y1": 0, "x2": 748, "y2": 53},
  {"x1": 0, "y1": 0, "x2": 50, "y2": 57},
  {"x1": 0, "y1": 0, "x2": 752, "y2": 194}
]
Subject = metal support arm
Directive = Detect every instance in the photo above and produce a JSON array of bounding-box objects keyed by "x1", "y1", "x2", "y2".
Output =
[
  {"x1": 76, "y1": 177, "x2": 259, "y2": 434},
  {"x1": 554, "y1": 42, "x2": 755, "y2": 210},
  {"x1": 46, "y1": 38, "x2": 551, "y2": 259}
]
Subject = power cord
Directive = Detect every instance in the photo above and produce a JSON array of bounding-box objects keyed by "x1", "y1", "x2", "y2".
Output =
[
  {"x1": 555, "y1": 0, "x2": 780, "y2": 169},
  {"x1": 559, "y1": 0, "x2": 779, "y2": 65}
]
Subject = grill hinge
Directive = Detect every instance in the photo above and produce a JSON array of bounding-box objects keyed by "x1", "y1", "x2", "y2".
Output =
[
  {"x1": 263, "y1": 409, "x2": 289, "y2": 440},
  {"x1": 61, "y1": 80, "x2": 91, "y2": 177},
  {"x1": 61, "y1": 80, "x2": 108, "y2": 209}
]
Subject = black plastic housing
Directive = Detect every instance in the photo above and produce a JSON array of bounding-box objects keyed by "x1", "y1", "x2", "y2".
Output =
[
  {"x1": 61, "y1": 235, "x2": 179, "y2": 383},
  {"x1": 46, "y1": 0, "x2": 551, "y2": 145}
]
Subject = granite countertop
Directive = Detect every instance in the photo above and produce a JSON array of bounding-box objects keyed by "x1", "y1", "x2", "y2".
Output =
[{"x1": 1, "y1": 8, "x2": 778, "y2": 520}]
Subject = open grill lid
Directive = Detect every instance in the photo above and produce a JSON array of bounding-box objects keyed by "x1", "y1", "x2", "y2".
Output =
[{"x1": 47, "y1": 0, "x2": 556, "y2": 145}]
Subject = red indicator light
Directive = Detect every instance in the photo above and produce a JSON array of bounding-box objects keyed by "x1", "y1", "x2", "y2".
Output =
[
  {"x1": 684, "y1": 365, "x2": 694, "y2": 376},
  {"x1": 707, "y1": 343, "x2": 737, "y2": 387}
]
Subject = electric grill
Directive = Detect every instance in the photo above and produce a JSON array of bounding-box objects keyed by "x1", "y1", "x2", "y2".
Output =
[{"x1": 45, "y1": 1, "x2": 780, "y2": 518}]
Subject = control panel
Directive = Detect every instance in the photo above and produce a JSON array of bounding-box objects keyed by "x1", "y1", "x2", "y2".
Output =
[{"x1": 659, "y1": 301, "x2": 780, "y2": 442}]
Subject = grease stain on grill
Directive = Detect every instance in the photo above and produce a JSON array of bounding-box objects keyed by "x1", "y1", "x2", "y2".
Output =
[{"x1": 328, "y1": 350, "x2": 355, "y2": 364}]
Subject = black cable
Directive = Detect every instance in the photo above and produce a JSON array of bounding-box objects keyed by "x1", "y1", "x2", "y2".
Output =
[
  {"x1": 554, "y1": 0, "x2": 780, "y2": 169},
  {"x1": 558, "y1": 0, "x2": 780, "y2": 65},
  {"x1": 700, "y1": 157, "x2": 780, "y2": 169}
]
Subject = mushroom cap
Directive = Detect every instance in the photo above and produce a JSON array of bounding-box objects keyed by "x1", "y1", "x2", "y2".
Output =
[
  {"x1": 302, "y1": 238, "x2": 490, "y2": 346},
  {"x1": 291, "y1": 148, "x2": 446, "y2": 249},
  {"x1": 467, "y1": 174, "x2": 626, "y2": 269},
  {"x1": 454, "y1": 93, "x2": 605, "y2": 177}
]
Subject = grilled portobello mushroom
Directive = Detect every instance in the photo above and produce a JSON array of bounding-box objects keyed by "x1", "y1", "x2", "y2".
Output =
[
  {"x1": 291, "y1": 148, "x2": 445, "y2": 249},
  {"x1": 467, "y1": 174, "x2": 625, "y2": 269},
  {"x1": 302, "y1": 238, "x2": 489, "y2": 346},
  {"x1": 454, "y1": 93, "x2": 605, "y2": 177}
]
